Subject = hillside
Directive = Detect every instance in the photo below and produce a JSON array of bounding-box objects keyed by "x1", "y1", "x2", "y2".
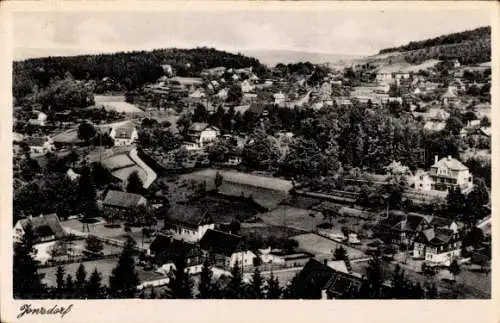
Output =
[
  {"x1": 13, "y1": 47, "x2": 265, "y2": 99},
  {"x1": 377, "y1": 26, "x2": 491, "y2": 65},
  {"x1": 242, "y1": 49, "x2": 362, "y2": 67}
]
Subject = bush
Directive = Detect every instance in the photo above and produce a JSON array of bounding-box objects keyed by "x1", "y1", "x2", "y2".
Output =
[{"x1": 317, "y1": 222, "x2": 333, "y2": 229}]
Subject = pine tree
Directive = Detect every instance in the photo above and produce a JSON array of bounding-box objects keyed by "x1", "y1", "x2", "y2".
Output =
[
  {"x1": 65, "y1": 274, "x2": 75, "y2": 298},
  {"x1": 168, "y1": 256, "x2": 194, "y2": 299},
  {"x1": 126, "y1": 171, "x2": 144, "y2": 194},
  {"x1": 251, "y1": 265, "x2": 263, "y2": 299},
  {"x1": 449, "y1": 259, "x2": 461, "y2": 281},
  {"x1": 13, "y1": 223, "x2": 43, "y2": 299},
  {"x1": 109, "y1": 237, "x2": 140, "y2": 298},
  {"x1": 365, "y1": 254, "x2": 384, "y2": 299},
  {"x1": 198, "y1": 258, "x2": 214, "y2": 299},
  {"x1": 75, "y1": 263, "x2": 87, "y2": 298},
  {"x1": 56, "y1": 265, "x2": 66, "y2": 295},
  {"x1": 86, "y1": 268, "x2": 102, "y2": 299},
  {"x1": 225, "y1": 261, "x2": 244, "y2": 299},
  {"x1": 334, "y1": 246, "x2": 348, "y2": 260},
  {"x1": 266, "y1": 272, "x2": 282, "y2": 299},
  {"x1": 150, "y1": 286, "x2": 157, "y2": 299}
]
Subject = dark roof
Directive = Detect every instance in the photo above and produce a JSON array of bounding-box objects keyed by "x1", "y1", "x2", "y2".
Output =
[
  {"x1": 248, "y1": 103, "x2": 265, "y2": 115},
  {"x1": 415, "y1": 228, "x2": 458, "y2": 246},
  {"x1": 149, "y1": 233, "x2": 203, "y2": 264},
  {"x1": 379, "y1": 212, "x2": 428, "y2": 232},
  {"x1": 296, "y1": 259, "x2": 364, "y2": 298},
  {"x1": 102, "y1": 190, "x2": 146, "y2": 209},
  {"x1": 429, "y1": 216, "x2": 455, "y2": 228},
  {"x1": 19, "y1": 214, "x2": 65, "y2": 239},
  {"x1": 199, "y1": 229, "x2": 243, "y2": 257},
  {"x1": 114, "y1": 127, "x2": 136, "y2": 139},
  {"x1": 24, "y1": 137, "x2": 47, "y2": 147},
  {"x1": 188, "y1": 122, "x2": 210, "y2": 132},
  {"x1": 166, "y1": 204, "x2": 212, "y2": 229}
]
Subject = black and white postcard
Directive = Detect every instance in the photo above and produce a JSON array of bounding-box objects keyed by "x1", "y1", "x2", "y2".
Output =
[{"x1": 0, "y1": 1, "x2": 498, "y2": 323}]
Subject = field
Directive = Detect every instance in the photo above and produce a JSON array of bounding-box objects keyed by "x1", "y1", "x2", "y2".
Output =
[
  {"x1": 39, "y1": 258, "x2": 164, "y2": 287},
  {"x1": 240, "y1": 224, "x2": 303, "y2": 240},
  {"x1": 291, "y1": 233, "x2": 366, "y2": 260},
  {"x1": 94, "y1": 95, "x2": 144, "y2": 114},
  {"x1": 101, "y1": 154, "x2": 135, "y2": 170},
  {"x1": 260, "y1": 206, "x2": 323, "y2": 232},
  {"x1": 189, "y1": 194, "x2": 263, "y2": 224},
  {"x1": 182, "y1": 169, "x2": 292, "y2": 210}
]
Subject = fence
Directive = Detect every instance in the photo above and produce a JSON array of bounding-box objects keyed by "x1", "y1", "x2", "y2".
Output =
[{"x1": 39, "y1": 252, "x2": 122, "y2": 269}]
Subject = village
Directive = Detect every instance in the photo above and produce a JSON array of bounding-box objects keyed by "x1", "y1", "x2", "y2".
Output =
[{"x1": 12, "y1": 27, "x2": 492, "y2": 299}]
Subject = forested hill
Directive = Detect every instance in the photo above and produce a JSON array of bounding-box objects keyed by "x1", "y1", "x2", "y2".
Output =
[
  {"x1": 13, "y1": 47, "x2": 265, "y2": 95},
  {"x1": 377, "y1": 26, "x2": 491, "y2": 65}
]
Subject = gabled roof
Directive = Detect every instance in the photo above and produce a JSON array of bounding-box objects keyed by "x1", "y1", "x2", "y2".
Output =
[
  {"x1": 166, "y1": 204, "x2": 212, "y2": 229},
  {"x1": 114, "y1": 126, "x2": 136, "y2": 139},
  {"x1": 416, "y1": 227, "x2": 457, "y2": 246},
  {"x1": 188, "y1": 122, "x2": 214, "y2": 132},
  {"x1": 431, "y1": 156, "x2": 468, "y2": 171},
  {"x1": 149, "y1": 233, "x2": 203, "y2": 264},
  {"x1": 297, "y1": 259, "x2": 363, "y2": 298},
  {"x1": 199, "y1": 229, "x2": 243, "y2": 257},
  {"x1": 102, "y1": 190, "x2": 146, "y2": 209},
  {"x1": 18, "y1": 214, "x2": 65, "y2": 239},
  {"x1": 380, "y1": 212, "x2": 428, "y2": 232}
]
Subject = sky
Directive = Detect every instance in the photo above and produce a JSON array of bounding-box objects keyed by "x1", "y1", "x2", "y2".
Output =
[{"x1": 13, "y1": 9, "x2": 491, "y2": 61}]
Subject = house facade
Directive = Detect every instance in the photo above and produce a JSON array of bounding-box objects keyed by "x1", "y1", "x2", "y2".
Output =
[
  {"x1": 164, "y1": 205, "x2": 215, "y2": 243},
  {"x1": 414, "y1": 155, "x2": 473, "y2": 194},
  {"x1": 185, "y1": 122, "x2": 220, "y2": 150},
  {"x1": 413, "y1": 228, "x2": 462, "y2": 266},
  {"x1": 110, "y1": 126, "x2": 138, "y2": 146},
  {"x1": 200, "y1": 229, "x2": 255, "y2": 270}
]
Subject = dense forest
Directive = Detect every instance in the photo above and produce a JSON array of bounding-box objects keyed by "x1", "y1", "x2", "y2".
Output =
[
  {"x1": 13, "y1": 47, "x2": 265, "y2": 101},
  {"x1": 378, "y1": 26, "x2": 491, "y2": 65}
]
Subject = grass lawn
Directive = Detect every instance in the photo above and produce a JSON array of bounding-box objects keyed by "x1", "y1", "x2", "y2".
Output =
[
  {"x1": 40, "y1": 258, "x2": 165, "y2": 287},
  {"x1": 189, "y1": 194, "x2": 263, "y2": 223},
  {"x1": 291, "y1": 233, "x2": 366, "y2": 260},
  {"x1": 240, "y1": 224, "x2": 303, "y2": 240},
  {"x1": 260, "y1": 206, "x2": 323, "y2": 232}
]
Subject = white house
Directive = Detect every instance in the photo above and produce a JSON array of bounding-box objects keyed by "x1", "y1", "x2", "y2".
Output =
[
  {"x1": 240, "y1": 80, "x2": 255, "y2": 93},
  {"x1": 28, "y1": 111, "x2": 48, "y2": 126},
  {"x1": 273, "y1": 91, "x2": 286, "y2": 105},
  {"x1": 413, "y1": 155, "x2": 473, "y2": 194},
  {"x1": 24, "y1": 136, "x2": 55, "y2": 156},
  {"x1": 164, "y1": 205, "x2": 215, "y2": 243},
  {"x1": 200, "y1": 229, "x2": 256, "y2": 270},
  {"x1": 217, "y1": 88, "x2": 229, "y2": 100},
  {"x1": 413, "y1": 228, "x2": 462, "y2": 266},
  {"x1": 14, "y1": 214, "x2": 66, "y2": 264},
  {"x1": 110, "y1": 126, "x2": 138, "y2": 146},
  {"x1": 186, "y1": 122, "x2": 220, "y2": 149}
]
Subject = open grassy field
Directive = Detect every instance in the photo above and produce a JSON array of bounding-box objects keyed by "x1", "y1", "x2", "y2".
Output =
[
  {"x1": 240, "y1": 224, "x2": 303, "y2": 240},
  {"x1": 94, "y1": 95, "x2": 144, "y2": 114},
  {"x1": 189, "y1": 194, "x2": 263, "y2": 224},
  {"x1": 39, "y1": 258, "x2": 164, "y2": 287},
  {"x1": 260, "y1": 206, "x2": 323, "y2": 232},
  {"x1": 291, "y1": 233, "x2": 366, "y2": 260}
]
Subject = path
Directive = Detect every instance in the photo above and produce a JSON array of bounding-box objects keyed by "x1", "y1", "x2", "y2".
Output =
[{"x1": 129, "y1": 147, "x2": 157, "y2": 188}]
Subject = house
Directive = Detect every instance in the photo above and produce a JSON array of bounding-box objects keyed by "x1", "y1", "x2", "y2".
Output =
[
  {"x1": 451, "y1": 59, "x2": 461, "y2": 68},
  {"x1": 28, "y1": 111, "x2": 48, "y2": 126},
  {"x1": 217, "y1": 88, "x2": 229, "y2": 100},
  {"x1": 164, "y1": 204, "x2": 215, "y2": 243},
  {"x1": 186, "y1": 122, "x2": 220, "y2": 149},
  {"x1": 110, "y1": 126, "x2": 138, "y2": 146},
  {"x1": 14, "y1": 214, "x2": 66, "y2": 264},
  {"x1": 413, "y1": 228, "x2": 462, "y2": 266},
  {"x1": 148, "y1": 233, "x2": 204, "y2": 269},
  {"x1": 423, "y1": 121, "x2": 446, "y2": 132},
  {"x1": 240, "y1": 80, "x2": 254, "y2": 93},
  {"x1": 24, "y1": 136, "x2": 55, "y2": 156},
  {"x1": 14, "y1": 213, "x2": 66, "y2": 244},
  {"x1": 66, "y1": 168, "x2": 80, "y2": 182},
  {"x1": 188, "y1": 89, "x2": 206, "y2": 102},
  {"x1": 294, "y1": 259, "x2": 366, "y2": 299},
  {"x1": 273, "y1": 91, "x2": 286, "y2": 105},
  {"x1": 242, "y1": 93, "x2": 258, "y2": 104},
  {"x1": 102, "y1": 190, "x2": 147, "y2": 211},
  {"x1": 377, "y1": 211, "x2": 429, "y2": 246},
  {"x1": 200, "y1": 229, "x2": 256, "y2": 270},
  {"x1": 414, "y1": 155, "x2": 473, "y2": 194},
  {"x1": 162, "y1": 64, "x2": 173, "y2": 76},
  {"x1": 442, "y1": 86, "x2": 459, "y2": 106}
]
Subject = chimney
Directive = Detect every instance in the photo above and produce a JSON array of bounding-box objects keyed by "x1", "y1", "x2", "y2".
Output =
[{"x1": 435, "y1": 155, "x2": 438, "y2": 164}]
